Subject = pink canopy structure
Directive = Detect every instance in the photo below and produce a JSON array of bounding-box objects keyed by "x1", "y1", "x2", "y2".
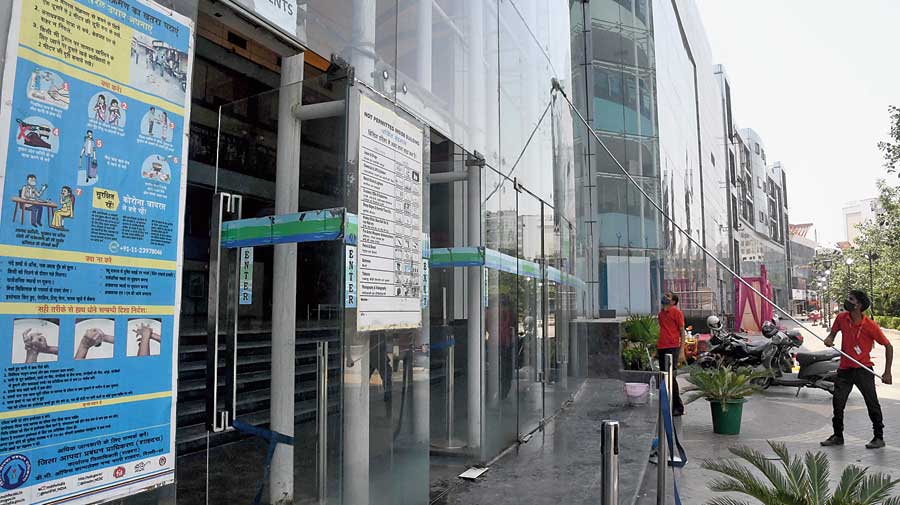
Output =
[{"x1": 733, "y1": 264, "x2": 774, "y2": 333}]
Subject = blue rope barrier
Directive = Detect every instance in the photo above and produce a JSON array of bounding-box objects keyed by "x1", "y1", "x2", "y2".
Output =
[
  {"x1": 659, "y1": 378, "x2": 687, "y2": 504},
  {"x1": 232, "y1": 419, "x2": 296, "y2": 505}
]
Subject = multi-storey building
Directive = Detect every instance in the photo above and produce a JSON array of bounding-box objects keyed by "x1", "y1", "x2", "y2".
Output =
[
  {"x1": 789, "y1": 223, "x2": 821, "y2": 314},
  {"x1": 843, "y1": 197, "x2": 882, "y2": 246},
  {"x1": 729, "y1": 127, "x2": 792, "y2": 310}
]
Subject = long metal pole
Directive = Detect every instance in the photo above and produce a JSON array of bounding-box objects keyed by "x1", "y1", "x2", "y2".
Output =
[
  {"x1": 270, "y1": 53, "x2": 304, "y2": 505},
  {"x1": 553, "y1": 82, "x2": 881, "y2": 379},
  {"x1": 600, "y1": 420, "x2": 620, "y2": 505}
]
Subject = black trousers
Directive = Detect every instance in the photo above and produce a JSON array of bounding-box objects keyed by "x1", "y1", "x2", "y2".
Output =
[
  {"x1": 657, "y1": 347, "x2": 684, "y2": 414},
  {"x1": 833, "y1": 368, "x2": 884, "y2": 439}
]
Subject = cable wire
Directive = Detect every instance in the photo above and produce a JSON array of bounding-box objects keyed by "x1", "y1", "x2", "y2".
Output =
[
  {"x1": 549, "y1": 79, "x2": 882, "y2": 380},
  {"x1": 482, "y1": 99, "x2": 554, "y2": 205}
]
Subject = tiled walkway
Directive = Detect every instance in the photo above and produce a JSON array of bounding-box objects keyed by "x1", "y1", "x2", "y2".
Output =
[{"x1": 435, "y1": 379, "x2": 658, "y2": 505}]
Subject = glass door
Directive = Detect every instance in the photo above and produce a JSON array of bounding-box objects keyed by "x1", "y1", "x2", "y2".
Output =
[{"x1": 175, "y1": 73, "x2": 349, "y2": 504}]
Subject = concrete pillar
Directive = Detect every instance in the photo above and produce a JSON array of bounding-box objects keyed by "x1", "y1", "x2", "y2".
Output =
[
  {"x1": 466, "y1": 163, "x2": 482, "y2": 454},
  {"x1": 352, "y1": 0, "x2": 376, "y2": 84},
  {"x1": 344, "y1": 343, "x2": 370, "y2": 504},
  {"x1": 416, "y1": 0, "x2": 432, "y2": 91},
  {"x1": 269, "y1": 53, "x2": 304, "y2": 505}
]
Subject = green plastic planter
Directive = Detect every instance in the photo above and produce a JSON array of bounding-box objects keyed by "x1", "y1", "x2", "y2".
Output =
[{"x1": 709, "y1": 399, "x2": 747, "y2": 435}]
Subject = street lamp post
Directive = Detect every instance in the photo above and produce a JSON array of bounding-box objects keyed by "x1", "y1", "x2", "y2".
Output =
[
  {"x1": 865, "y1": 252, "x2": 879, "y2": 316},
  {"x1": 824, "y1": 269, "x2": 832, "y2": 328},
  {"x1": 845, "y1": 257, "x2": 854, "y2": 291}
]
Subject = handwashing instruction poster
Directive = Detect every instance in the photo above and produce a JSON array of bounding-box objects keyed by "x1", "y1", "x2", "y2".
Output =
[{"x1": 0, "y1": 0, "x2": 192, "y2": 503}]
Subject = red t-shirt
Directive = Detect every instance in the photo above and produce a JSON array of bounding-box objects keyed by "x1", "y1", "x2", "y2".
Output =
[
  {"x1": 831, "y1": 311, "x2": 890, "y2": 369},
  {"x1": 657, "y1": 306, "x2": 685, "y2": 349}
]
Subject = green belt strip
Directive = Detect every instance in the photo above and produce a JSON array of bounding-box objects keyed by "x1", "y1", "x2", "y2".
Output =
[
  {"x1": 222, "y1": 210, "x2": 431, "y2": 260},
  {"x1": 431, "y1": 246, "x2": 584, "y2": 289},
  {"x1": 221, "y1": 208, "x2": 346, "y2": 248}
]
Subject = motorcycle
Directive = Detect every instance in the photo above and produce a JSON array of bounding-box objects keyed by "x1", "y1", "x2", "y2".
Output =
[
  {"x1": 696, "y1": 327, "x2": 771, "y2": 369},
  {"x1": 762, "y1": 327, "x2": 839, "y2": 395}
]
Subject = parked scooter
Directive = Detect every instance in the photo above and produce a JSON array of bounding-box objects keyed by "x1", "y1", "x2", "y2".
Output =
[{"x1": 762, "y1": 323, "x2": 839, "y2": 395}]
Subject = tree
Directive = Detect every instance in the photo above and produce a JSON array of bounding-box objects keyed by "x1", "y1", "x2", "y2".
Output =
[
  {"x1": 816, "y1": 181, "x2": 900, "y2": 316},
  {"x1": 879, "y1": 105, "x2": 900, "y2": 176}
]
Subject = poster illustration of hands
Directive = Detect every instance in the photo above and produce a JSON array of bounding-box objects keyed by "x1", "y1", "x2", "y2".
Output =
[{"x1": 0, "y1": 0, "x2": 192, "y2": 503}]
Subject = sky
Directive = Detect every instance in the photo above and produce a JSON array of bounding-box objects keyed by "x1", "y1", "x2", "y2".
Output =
[{"x1": 694, "y1": 0, "x2": 900, "y2": 246}]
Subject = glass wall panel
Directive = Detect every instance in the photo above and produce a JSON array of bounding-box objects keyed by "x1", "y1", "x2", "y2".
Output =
[
  {"x1": 302, "y1": 0, "x2": 398, "y2": 96},
  {"x1": 516, "y1": 190, "x2": 544, "y2": 436},
  {"x1": 395, "y1": 0, "x2": 501, "y2": 169},
  {"x1": 499, "y1": 0, "x2": 557, "y2": 204},
  {"x1": 482, "y1": 167, "x2": 519, "y2": 459},
  {"x1": 543, "y1": 204, "x2": 570, "y2": 413}
]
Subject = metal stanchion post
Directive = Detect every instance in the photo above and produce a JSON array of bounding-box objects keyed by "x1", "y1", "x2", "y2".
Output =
[
  {"x1": 656, "y1": 354, "x2": 672, "y2": 505},
  {"x1": 600, "y1": 420, "x2": 619, "y2": 505},
  {"x1": 431, "y1": 289, "x2": 465, "y2": 450}
]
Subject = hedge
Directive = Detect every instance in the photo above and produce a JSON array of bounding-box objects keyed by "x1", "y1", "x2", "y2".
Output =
[{"x1": 874, "y1": 315, "x2": 900, "y2": 330}]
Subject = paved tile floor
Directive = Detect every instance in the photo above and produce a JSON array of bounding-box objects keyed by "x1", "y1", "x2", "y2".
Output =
[
  {"x1": 637, "y1": 321, "x2": 900, "y2": 504},
  {"x1": 436, "y1": 378, "x2": 658, "y2": 505}
]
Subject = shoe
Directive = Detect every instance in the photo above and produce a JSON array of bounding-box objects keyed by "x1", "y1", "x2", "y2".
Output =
[
  {"x1": 820, "y1": 435, "x2": 844, "y2": 446},
  {"x1": 866, "y1": 438, "x2": 885, "y2": 449}
]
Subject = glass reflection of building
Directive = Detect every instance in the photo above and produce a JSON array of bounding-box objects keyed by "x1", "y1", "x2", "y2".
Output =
[
  {"x1": 572, "y1": 0, "x2": 663, "y2": 317},
  {"x1": 572, "y1": 0, "x2": 737, "y2": 319}
]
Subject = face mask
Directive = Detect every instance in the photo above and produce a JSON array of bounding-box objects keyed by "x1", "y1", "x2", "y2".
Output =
[
  {"x1": 843, "y1": 300, "x2": 856, "y2": 312},
  {"x1": 661, "y1": 298, "x2": 671, "y2": 306}
]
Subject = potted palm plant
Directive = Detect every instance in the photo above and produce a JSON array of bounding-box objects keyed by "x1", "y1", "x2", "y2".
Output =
[
  {"x1": 686, "y1": 366, "x2": 769, "y2": 435},
  {"x1": 703, "y1": 441, "x2": 900, "y2": 504},
  {"x1": 621, "y1": 314, "x2": 659, "y2": 371}
]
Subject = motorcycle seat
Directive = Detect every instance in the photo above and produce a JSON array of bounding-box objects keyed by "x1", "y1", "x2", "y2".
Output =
[
  {"x1": 796, "y1": 349, "x2": 841, "y2": 367},
  {"x1": 745, "y1": 340, "x2": 769, "y2": 356}
]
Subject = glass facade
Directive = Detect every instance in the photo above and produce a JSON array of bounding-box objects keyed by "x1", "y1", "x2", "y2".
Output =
[{"x1": 64, "y1": 1, "x2": 589, "y2": 504}]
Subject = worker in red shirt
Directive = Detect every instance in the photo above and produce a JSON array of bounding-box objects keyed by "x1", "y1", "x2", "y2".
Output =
[
  {"x1": 821, "y1": 289, "x2": 893, "y2": 449},
  {"x1": 657, "y1": 291, "x2": 686, "y2": 416}
]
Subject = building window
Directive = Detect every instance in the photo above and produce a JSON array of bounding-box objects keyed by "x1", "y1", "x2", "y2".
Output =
[
  {"x1": 757, "y1": 177, "x2": 762, "y2": 189},
  {"x1": 759, "y1": 211, "x2": 765, "y2": 223},
  {"x1": 755, "y1": 143, "x2": 760, "y2": 155},
  {"x1": 710, "y1": 152, "x2": 715, "y2": 166}
]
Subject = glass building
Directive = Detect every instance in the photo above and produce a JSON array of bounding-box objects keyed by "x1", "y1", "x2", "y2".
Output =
[
  {"x1": 0, "y1": 0, "x2": 795, "y2": 503},
  {"x1": 0, "y1": 0, "x2": 594, "y2": 504}
]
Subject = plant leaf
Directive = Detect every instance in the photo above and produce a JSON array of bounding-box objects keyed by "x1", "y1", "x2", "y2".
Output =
[
  {"x1": 803, "y1": 450, "x2": 830, "y2": 505},
  {"x1": 702, "y1": 458, "x2": 779, "y2": 503},
  {"x1": 831, "y1": 465, "x2": 867, "y2": 503},
  {"x1": 851, "y1": 471, "x2": 900, "y2": 504},
  {"x1": 727, "y1": 445, "x2": 795, "y2": 496}
]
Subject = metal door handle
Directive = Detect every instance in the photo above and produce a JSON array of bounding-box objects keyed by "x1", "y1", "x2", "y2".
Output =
[{"x1": 207, "y1": 192, "x2": 242, "y2": 432}]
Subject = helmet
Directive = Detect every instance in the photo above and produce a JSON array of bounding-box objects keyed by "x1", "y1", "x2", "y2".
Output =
[
  {"x1": 761, "y1": 321, "x2": 778, "y2": 338},
  {"x1": 706, "y1": 315, "x2": 723, "y2": 331}
]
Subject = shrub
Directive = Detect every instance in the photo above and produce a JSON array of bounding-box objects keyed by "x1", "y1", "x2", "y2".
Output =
[{"x1": 703, "y1": 441, "x2": 900, "y2": 504}]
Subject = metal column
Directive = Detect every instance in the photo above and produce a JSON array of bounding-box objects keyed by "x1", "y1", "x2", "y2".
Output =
[
  {"x1": 466, "y1": 160, "x2": 483, "y2": 453},
  {"x1": 600, "y1": 420, "x2": 619, "y2": 505},
  {"x1": 269, "y1": 53, "x2": 303, "y2": 505}
]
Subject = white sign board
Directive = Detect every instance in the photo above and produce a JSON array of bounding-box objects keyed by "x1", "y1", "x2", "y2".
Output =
[
  {"x1": 229, "y1": 0, "x2": 298, "y2": 38},
  {"x1": 357, "y1": 95, "x2": 423, "y2": 331}
]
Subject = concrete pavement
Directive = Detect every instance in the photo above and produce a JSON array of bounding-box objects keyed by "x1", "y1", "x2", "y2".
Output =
[{"x1": 637, "y1": 321, "x2": 900, "y2": 504}]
